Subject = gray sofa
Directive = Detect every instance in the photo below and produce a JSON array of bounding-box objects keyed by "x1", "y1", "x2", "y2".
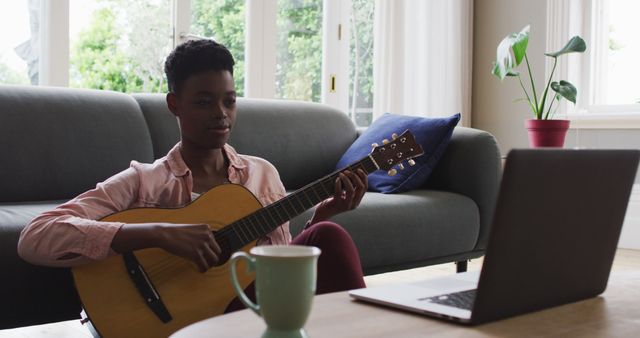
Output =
[{"x1": 0, "y1": 85, "x2": 501, "y2": 329}]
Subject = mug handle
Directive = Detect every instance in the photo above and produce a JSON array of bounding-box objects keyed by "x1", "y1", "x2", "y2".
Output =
[{"x1": 230, "y1": 251, "x2": 260, "y2": 316}]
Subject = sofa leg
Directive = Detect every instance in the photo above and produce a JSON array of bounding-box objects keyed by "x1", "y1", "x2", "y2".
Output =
[{"x1": 456, "y1": 260, "x2": 468, "y2": 273}]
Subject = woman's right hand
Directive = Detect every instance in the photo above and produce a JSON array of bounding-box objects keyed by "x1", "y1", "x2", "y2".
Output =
[
  {"x1": 111, "y1": 223, "x2": 222, "y2": 272},
  {"x1": 156, "y1": 223, "x2": 222, "y2": 272}
]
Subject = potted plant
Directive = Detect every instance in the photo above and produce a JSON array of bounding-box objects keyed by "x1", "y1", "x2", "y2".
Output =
[{"x1": 492, "y1": 25, "x2": 586, "y2": 147}]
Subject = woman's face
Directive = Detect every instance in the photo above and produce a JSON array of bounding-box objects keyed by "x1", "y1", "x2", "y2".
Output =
[{"x1": 167, "y1": 69, "x2": 237, "y2": 150}]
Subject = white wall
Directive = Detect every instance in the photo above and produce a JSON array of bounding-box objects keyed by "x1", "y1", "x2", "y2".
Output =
[
  {"x1": 472, "y1": 0, "x2": 640, "y2": 249},
  {"x1": 472, "y1": 0, "x2": 548, "y2": 154},
  {"x1": 565, "y1": 129, "x2": 640, "y2": 249},
  {"x1": 618, "y1": 185, "x2": 640, "y2": 250},
  {"x1": 473, "y1": 1, "x2": 640, "y2": 155}
]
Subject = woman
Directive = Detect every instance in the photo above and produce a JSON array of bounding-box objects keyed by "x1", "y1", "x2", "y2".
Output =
[{"x1": 18, "y1": 39, "x2": 367, "y2": 312}]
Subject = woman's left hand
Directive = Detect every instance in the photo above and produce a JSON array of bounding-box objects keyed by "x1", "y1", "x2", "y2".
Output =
[{"x1": 309, "y1": 169, "x2": 368, "y2": 224}]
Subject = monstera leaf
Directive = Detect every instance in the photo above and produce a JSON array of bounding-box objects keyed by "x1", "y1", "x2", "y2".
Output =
[
  {"x1": 491, "y1": 24, "x2": 587, "y2": 119},
  {"x1": 551, "y1": 80, "x2": 577, "y2": 104},
  {"x1": 546, "y1": 36, "x2": 587, "y2": 58},
  {"x1": 492, "y1": 25, "x2": 529, "y2": 80}
]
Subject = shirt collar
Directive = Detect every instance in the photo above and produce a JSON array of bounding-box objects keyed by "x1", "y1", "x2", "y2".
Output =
[
  {"x1": 223, "y1": 144, "x2": 248, "y2": 171},
  {"x1": 165, "y1": 143, "x2": 247, "y2": 177},
  {"x1": 166, "y1": 143, "x2": 190, "y2": 177}
]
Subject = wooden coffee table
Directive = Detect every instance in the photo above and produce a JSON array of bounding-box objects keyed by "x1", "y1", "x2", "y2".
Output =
[{"x1": 171, "y1": 271, "x2": 640, "y2": 337}]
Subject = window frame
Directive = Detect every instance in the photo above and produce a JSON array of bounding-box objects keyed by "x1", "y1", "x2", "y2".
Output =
[
  {"x1": 33, "y1": 0, "x2": 357, "y2": 116},
  {"x1": 176, "y1": 0, "x2": 349, "y2": 108},
  {"x1": 41, "y1": 0, "x2": 69, "y2": 86},
  {"x1": 321, "y1": 0, "x2": 350, "y2": 114},
  {"x1": 548, "y1": 0, "x2": 640, "y2": 129}
]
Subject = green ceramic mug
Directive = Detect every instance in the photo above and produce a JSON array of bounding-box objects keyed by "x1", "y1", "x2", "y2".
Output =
[{"x1": 230, "y1": 245, "x2": 321, "y2": 338}]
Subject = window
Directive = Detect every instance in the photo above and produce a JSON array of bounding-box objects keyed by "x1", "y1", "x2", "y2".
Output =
[
  {"x1": 275, "y1": 0, "x2": 323, "y2": 102},
  {"x1": 348, "y1": 0, "x2": 374, "y2": 127},
  {"x1": 4, "y1": 0, "x2": 374, "y2": 127},
  {"x1": 592, "y1": 0, "x2": 640, "y2": 106},
  {"x1": 69, "y1": 0, "x2": 172, "y2": 93},
  {"x1": 551, "y1": 0, "x2": 640, "y2": 117},
  {"x1": 0, "y1": 1, "x2": 38, "y2": 85},
  {"x1": 191, "y1": 0, "x2": 246, "y2": 96}
]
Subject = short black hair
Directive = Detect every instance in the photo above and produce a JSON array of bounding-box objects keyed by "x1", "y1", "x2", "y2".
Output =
[{"x1": 164, "y1": 39, "x2": 235, "y2": 94}]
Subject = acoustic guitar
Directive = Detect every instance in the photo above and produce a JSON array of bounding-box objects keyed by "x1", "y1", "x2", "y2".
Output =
[{"x1": 72, "y1": 130, "x2": 423, "y2": 337}]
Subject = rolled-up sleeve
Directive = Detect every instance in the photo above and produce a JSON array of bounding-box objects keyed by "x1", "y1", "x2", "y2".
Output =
[{"x1": 17, "y1": 167, "x2": 140, "y2": 267}]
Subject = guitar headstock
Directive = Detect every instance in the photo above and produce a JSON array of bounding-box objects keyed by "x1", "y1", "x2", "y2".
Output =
[{"x1": 369, "y1": 130, "x2": 424, "y2": 175}]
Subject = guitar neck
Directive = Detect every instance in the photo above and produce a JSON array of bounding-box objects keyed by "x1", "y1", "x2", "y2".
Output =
[{"x1": 218, "y1": 155, "x2": 379, "y2": 252}]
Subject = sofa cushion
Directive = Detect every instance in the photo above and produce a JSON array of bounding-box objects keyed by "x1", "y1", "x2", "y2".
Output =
[
  {"x1": 335, "y1": 113, "x2": 460, "y2": 193},
  {"x1": 289, "y1": 190, "x2": 479, "y2": 274},
  {"x1": 0, "y1": 85, "x2": 154, "y2": 202}
]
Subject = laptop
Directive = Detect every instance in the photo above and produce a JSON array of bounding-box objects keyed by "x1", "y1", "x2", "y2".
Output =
[{"x1": 349, "y1": 149, "x2": 640, "y2": 325}]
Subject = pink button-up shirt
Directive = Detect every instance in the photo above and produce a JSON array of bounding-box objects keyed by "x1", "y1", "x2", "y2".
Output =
[{"x1": 17, "y1": 143, "x2": 291, "y2": 267}]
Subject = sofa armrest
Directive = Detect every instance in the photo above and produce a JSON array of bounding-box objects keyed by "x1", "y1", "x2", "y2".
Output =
[{"x1": 424, "y1": 127, "x2": 501, "y2": 251}]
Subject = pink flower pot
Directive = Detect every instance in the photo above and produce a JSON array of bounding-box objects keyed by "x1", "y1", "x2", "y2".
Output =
[{"x1": 525, "y1": 119, "x2": 570, "y2": 148}]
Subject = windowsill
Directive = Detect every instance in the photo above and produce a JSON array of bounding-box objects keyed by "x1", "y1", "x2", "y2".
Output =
[{"x1": 567, "y1": 113, "x2": 640, "y2": 129}]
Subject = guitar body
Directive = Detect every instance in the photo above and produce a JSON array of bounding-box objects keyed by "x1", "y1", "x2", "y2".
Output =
[{"x1": 72, "y1": 184, "x2": 263, "y2": 338}]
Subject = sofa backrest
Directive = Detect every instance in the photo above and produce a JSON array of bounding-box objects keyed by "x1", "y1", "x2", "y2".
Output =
[
  {"x1": 133, "y1": 94, "x2": 358, "y2": 190},
  {"x1": 233, "y1": 98, "x2": 358, "y2": 189},
  {"x1": 0, "y1": 85, "x2": 154, "y2": 203},
  {"x1": 132, "y1": 93, "x2": 181, "y2": 160}
]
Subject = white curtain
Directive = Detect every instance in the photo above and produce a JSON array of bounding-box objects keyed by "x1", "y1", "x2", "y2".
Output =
[{"x1": 373, "y1": 0, "x2": 473, "y2": 126}]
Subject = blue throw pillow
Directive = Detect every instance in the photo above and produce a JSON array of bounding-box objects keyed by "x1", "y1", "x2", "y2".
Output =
[{"x1": 335, "y1": 113, "x2": 460, "y2": 193}]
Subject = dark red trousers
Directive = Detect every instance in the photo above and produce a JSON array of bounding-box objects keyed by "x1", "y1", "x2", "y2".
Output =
[{"x1": 225, "y1": 221, "x2": 366, "y2": 312}]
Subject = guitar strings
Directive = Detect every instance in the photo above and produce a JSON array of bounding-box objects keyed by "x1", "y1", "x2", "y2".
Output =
[
  {"x1": 206, "y1": 158, "x2": 375, "y2": 248},
  {"x1": 233, "y1": 157, "x2": 372, "y2": 238},
  {"x1": 211, "y1": 174, "x2": 337, "y2": 246},
  {"x1": 138, "y1": 160, "x2": 377, "y2": 275}
]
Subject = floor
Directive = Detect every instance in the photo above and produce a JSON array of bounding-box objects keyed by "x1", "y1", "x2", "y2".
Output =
[{"x1": 1, "y1": 249, "x2": 638, "y2": 338}]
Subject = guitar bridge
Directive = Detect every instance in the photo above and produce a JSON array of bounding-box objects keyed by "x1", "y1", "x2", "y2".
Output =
[{"x1": 123, "y1": 252, "x2": 173, "y2": 323}]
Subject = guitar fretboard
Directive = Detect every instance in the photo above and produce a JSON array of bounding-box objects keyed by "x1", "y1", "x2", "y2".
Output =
[{"x1": 216, "y1": 155, "x2": 378, "y2": 252}]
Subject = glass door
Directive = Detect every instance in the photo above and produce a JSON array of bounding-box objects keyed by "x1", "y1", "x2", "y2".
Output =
[
  {"x1": 275, "y1": 0, "x2": 323, "y2": 102},
  {"x1": 191, "y1": 0, "x2": 246, "y2": 96},
  {"x1": 0, "y1": 0, "x2": 37, "y2": 85},
  {"x1": 69, "y1": 0, "x2": 172, "y2": 93},
  {"x1": 348, "y1": 0, "x2": 374, "y2": 127}
]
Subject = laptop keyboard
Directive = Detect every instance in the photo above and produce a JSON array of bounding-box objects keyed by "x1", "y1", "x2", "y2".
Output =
[{"x1": 421, "y1": 289, "x2": 476, "y2": 310}]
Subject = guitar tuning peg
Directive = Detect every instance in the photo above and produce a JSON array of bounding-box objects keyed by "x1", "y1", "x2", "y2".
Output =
[
  {"x1": 388, "y1": 168, "x2": 398, "y2": 176},
  {"x1": 408, "y1": 159, "x2": 416, "y2": 166},
  {"x1": 392, "y1": 133, "x2": 398, "y2": 140},
  {"x1": 398, "y1": 164, "x2": 405, "y2": 170},
  {"x1": 382, "y1": 139, "x2": 390, "y2": 145}
]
